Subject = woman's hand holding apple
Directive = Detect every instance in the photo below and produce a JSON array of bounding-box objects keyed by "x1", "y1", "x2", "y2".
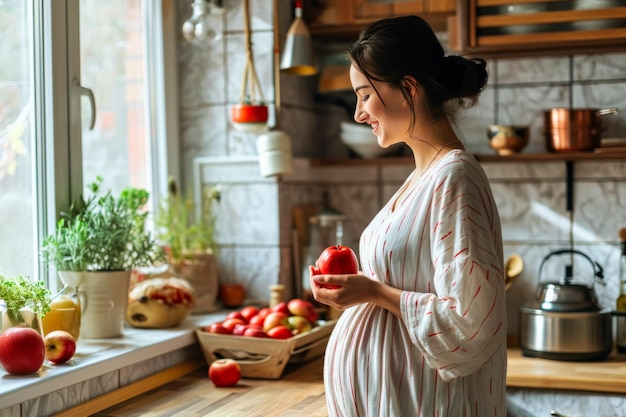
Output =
[
  {"x1": 309, "y1": 265, "x2": 381, "y2": 312},
  {"x1": 312, "y1": 245, "x2": 359, "y2": 289},
  {"x1": 309, "y1": 245, "x2": 379, "y2": 311}
]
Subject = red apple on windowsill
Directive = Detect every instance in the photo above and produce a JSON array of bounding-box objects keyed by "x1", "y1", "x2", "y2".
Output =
[
  {"x1": 44, "y1": 330, "x2": 76, "y2": 365},
  {"x1": 0, "y1": 327, "x2": 46, "y2": 375}
]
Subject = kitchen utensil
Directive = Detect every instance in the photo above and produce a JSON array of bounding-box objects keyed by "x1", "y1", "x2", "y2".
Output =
[
  {"x1": 519, "y1": 249, "x2": 613, "y2": 361},
  {"x1": 505, "y1": 253, "x2": 524, "y2": 290},
  {"x1": 544, "y1": 108, "x2": 618, "y2": 152}
]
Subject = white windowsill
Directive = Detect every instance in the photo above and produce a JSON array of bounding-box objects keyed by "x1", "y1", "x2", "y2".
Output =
[{"x1": 0, "y1": 311, "x2": 227, "y2": 410}]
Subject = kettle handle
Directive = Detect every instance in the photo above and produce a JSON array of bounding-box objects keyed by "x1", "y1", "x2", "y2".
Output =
[{"x1": 538, "y1": 249, "x2": 604, "y2": 285}]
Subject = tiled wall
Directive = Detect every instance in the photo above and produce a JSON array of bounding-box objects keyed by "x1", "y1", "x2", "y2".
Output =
[{"x1": 177, "y1": 1, "x2": 626, "y2": 339}]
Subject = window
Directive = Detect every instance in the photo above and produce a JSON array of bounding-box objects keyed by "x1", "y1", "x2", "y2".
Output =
[
  {"x1": 0, "y1": 0, "x2": 176, "y2": 287},
  {"x1": 0, "y1": 0, "x2": 37, "y2": 279}
]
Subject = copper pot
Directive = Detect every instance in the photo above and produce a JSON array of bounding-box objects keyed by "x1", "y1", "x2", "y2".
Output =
[{"x1": 544, "y1": 108, "x2": 618, "y2": 152}]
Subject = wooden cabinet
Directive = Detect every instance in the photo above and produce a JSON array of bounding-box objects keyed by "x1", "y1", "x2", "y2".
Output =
[
  {"x1": 304, "y1": 0, "x2": 455, "y2": 40},
  {"x1": 356, "y1": 0, "x2": 423, "y2": 20},
  {"x1": 451, "y1": 0, "x2": 626, "y2": 57}
]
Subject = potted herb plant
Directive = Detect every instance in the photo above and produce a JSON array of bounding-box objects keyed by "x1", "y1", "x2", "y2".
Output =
[
  {"x1": 41, "y1": 176, "x2": 165, "y2": 338},
  {"x1": 0, "y1": 273, "x2": 52, "y2": 335},
  {"x1": 154, "y1": 177, "x2": 221, "y2": 313}
]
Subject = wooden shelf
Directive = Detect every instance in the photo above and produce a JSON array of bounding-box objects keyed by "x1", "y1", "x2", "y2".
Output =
[
  {"x1": 452, "y1": 1, "x2": 626, "y2": 57},
  {"x1": 309, "y1": 151, "x2": 626, "y2": 166}
]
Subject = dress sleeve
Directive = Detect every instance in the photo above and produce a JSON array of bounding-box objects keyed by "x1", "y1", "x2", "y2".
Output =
[{"x1": 399, "y1": 161, "x2": 506, "y2": 382}]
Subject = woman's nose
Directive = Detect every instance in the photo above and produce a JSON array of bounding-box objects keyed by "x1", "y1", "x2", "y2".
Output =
[{"x1": 354, "y1": 105, "x2": 366, "y2": 123}]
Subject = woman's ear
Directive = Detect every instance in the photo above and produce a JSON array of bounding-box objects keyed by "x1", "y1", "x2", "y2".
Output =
[{"x1": 401, "y1": 76, "x2": 419, "y2": 97}]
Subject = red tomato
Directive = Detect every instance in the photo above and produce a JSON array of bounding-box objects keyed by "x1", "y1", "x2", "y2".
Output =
[
  {"x1": 315, "y1": 245, "x2": 359, "y2": 288},
  {"x1": 208, "y1": 359, "x2": 241, "y2": 387},
  {"x1": 240, "y1": 306, "x2": 259, "y2": 323},
  {"x1": 230, "y1": 104, "x2": 268, "y2": 124}
]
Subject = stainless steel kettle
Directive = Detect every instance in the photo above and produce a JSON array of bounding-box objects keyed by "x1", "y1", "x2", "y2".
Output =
[{"x1": 519, "y1": 249, "x2": 613, "y2": 361}]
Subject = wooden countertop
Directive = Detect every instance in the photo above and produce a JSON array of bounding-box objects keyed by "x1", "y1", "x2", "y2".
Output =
[
  {"x1": 507, "y1": 347, "x2": 626, "y2": 394},
  {"x1": 79, "y1": 348, "x2": 626, "y2": 416},
  {"x1": 92, "y1": 357, "x2": 329, "y2": 417}
]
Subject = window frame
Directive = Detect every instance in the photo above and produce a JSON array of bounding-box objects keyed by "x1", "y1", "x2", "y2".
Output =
[{"x1": 33, "y1": 0, "x2": 178, "y2": 291}]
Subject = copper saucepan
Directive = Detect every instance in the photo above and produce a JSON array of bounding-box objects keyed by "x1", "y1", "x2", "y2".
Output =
[{"x1": 544, "y1": 107, "x2": 618, "y2": 152}]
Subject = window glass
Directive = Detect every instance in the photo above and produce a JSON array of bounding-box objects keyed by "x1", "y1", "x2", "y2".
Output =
[
  {"x1": 0, "y1": 0, "x2": 169, "y2": 282},
  {"x1": 0, "y1": 1, "x2": 36, "y2": 278},
  {"x1": 80, "y1": 0, "x2": 150, "y2": 195}
]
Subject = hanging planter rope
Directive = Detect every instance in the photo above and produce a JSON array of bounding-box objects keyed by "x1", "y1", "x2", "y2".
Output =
[{"x1": 231, "y1": 0, "x2": 269, "y2": 133}]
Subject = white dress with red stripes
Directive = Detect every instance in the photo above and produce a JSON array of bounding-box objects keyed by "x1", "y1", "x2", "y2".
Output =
[{"x1": 323, "y1": 149, "x2": 507, "y2": 417}]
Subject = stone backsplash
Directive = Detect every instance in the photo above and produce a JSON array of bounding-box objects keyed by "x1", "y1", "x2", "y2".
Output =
[{"x1": 178, "y1": 0, "x2": 626, "y2": 338}]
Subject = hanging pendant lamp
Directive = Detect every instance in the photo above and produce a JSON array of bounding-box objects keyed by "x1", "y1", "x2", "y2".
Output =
[{"x1": 280, "y1": 0, "x2": 317, "y2": 76}]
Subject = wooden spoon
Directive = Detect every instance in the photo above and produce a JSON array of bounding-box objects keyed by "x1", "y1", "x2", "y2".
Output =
[{"x1": 505, "y1": 253, "x2": 524, "y2": 290}]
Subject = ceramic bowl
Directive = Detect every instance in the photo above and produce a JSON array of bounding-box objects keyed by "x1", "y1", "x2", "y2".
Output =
[
  {"x1": 487, "y1": 125, "x2": 530, "y2": 155},
  {"x1": 340, "y1": 122, "x2": 395, "y2": 159}
]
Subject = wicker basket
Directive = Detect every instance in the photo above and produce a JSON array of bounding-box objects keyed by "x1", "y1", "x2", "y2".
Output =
[{"x1": 195, "y1": 319, "x2": 337, "y2": 379}]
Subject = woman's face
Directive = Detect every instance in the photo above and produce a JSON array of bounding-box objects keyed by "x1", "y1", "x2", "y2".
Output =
[{"x1": 349, "y1": 64, "x2": 411, "y2": 148}]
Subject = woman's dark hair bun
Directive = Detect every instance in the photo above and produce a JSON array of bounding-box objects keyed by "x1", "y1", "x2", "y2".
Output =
[{"x1": 440, "y1": 56, "x2": 488, "y2": 99}]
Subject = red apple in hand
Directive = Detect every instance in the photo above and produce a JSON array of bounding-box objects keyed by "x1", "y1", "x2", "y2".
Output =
[
  {"x1": 44, "y1": 330, "x2": 76, "y2": 365},
  {"x1": 208, "y1": 359, "x2": 241, "y2": 387},
  {"x1": 313, "y1": 245, "x2": 359, "y2": 289},
  {"x1": 0, "y1": 327, "x2": 45, "y2": 375}
]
